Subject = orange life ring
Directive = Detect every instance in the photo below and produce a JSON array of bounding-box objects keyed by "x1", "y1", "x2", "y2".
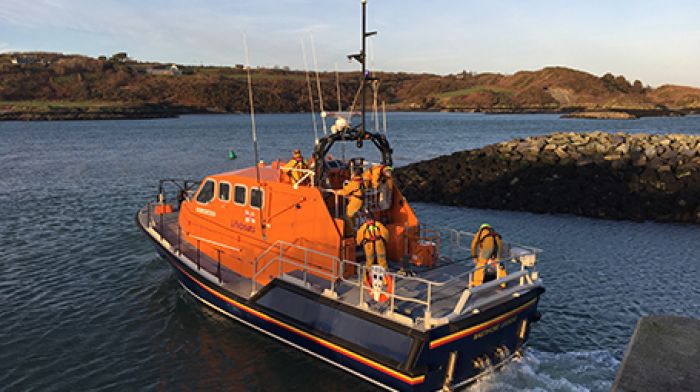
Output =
[{"x1": 364, "y1": 269, "x2": 394, "y2": 302}]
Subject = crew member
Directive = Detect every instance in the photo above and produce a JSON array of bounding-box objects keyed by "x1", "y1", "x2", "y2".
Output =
[
  {"x1": 470, "y1": 223, "x2": 505, "y2": 286},
  {"x1": 363, "y1": 164, "x2": 393, "y2": 189},
  {"x1": 283, "y1": 149, "x2": 309, "y2": 184},
  {"x1": 334, "y1": 174, "x2": 365, "y2": 235},
  {"x1": 363, "y1": 164, "x2": 394, "y2": 209},
  {"x1": 176, "y1": 189, "x2": 187, "y2": 210},
  {"x1": 356, "y1": 218, "x2": 389, "y2": 271}
]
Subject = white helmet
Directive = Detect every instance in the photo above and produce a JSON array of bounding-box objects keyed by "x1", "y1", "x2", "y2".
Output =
[{"x1": 331, "y1": 116, "x2": 348, "y2": 134}]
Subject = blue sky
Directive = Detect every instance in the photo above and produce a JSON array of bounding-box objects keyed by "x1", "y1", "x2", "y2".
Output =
[{"x1": 1, "y1": 0, "x2": 699, "y2": 87}]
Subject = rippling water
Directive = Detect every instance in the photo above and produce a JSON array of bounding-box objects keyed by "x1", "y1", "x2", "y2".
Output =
[{"x1": 2, "y1": 113, "x2": 699, "y2": 391}]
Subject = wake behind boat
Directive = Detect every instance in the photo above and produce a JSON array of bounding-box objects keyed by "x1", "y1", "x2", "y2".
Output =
[{"x1": 136, "y1": 2, "x2": 544, "y2": 390}]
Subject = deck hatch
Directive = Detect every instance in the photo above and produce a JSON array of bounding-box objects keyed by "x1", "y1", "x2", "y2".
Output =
[{"x1": 257, "y1": 286, "x2": 413, "y2": 363}]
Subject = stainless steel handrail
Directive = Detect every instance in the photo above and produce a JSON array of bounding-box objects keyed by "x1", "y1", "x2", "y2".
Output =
[
  {"x1": 279, "y1": 167, "x2": 315, "y2": 189},
  {"x1": 248, "y1": 233, "x2": 541, "y2": 328}
]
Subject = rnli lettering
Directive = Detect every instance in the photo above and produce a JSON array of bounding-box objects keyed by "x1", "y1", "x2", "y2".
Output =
[
  {"x1": 473, "y1": 316, "x2": 517, "y2": 340},
  {"x1": 195, "y1": 207, "x2": 216, "y2": 217},
  {"x1": 231, "y1": 220, "x2": 256, "y2": 232}
]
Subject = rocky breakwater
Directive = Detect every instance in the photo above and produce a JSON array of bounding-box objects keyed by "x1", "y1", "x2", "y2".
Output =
[{"x1": 394, "y1": 131, "x2": 700, "y2": 223}]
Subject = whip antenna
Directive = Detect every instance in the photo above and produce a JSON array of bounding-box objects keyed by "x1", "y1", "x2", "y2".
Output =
[
  {"x1": 335, "y1": 63, "x2": 345, "y2": 160},
  {"x1": 335, "y1": 63, "x2": 342, "y2": 113},
  {"x1": 373, "y1": 81, "x2": 379, "y2": 133},
  {"x1": 301, "y1": 39, "x2": 318, "y2": 143},
  {"x1": 243, "y1": 33, "x2": 266, "y2": 239},
  {"x1": 310, "y1": 32, "x2": 327, "y2": 135},
  {"x1": 382, "y1": 100, "x2": 387, "y2": 135},
  {"x1": 243, "y1": 33, "x2": 260, "y2": 184}
]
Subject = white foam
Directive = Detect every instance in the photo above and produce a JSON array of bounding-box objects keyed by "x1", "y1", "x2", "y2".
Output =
[{"x1": 464, "y1": 349, "x2": 619, "y2": 392}]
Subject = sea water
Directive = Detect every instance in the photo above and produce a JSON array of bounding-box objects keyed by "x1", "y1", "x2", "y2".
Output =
[{"x1": 1, "y1": 113, "x2": 699, "y2": 391}]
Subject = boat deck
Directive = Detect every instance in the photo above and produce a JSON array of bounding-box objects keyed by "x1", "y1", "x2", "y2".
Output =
[
  {"x1": 142, "y1": 211, "x2": 254, "y2": 298},
  {"x1": 139, "y1": 207, "x2": 541, "y2": 329}
]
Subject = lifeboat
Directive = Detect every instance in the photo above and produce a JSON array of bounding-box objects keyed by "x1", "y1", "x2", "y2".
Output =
[{"x1": 136, "y1": 2, "x2": 544, "y2": 390}]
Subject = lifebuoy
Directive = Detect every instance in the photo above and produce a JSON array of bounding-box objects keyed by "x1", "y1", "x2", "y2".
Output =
[{"x1": 364, "y1": 265, "x2": 394, "y2": 302}]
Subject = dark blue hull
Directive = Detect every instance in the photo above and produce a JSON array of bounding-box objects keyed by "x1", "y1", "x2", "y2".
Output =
[{"x1": 143, "y1": 225, "x2": 544, "y2": 391}]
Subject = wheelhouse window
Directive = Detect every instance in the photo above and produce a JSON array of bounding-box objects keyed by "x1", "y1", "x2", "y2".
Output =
[
  {"x1": 196, "y1": 180, "x2": 215, "y2": 204},
  {"x1": 219, "y1": 182, "x2": 231, "y2": 202},
  {"x1": 234, "y1": 185, "x2": 247, "y2": 206},
  {"x1": 250, "y1": 188, "x2": 263, "y2": 209}
]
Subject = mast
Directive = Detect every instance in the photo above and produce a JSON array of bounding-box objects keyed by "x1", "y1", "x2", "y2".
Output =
[
  {"x1": 361, "y1": 0, "x2": 366, "y2": 135},
  {"x1": 314, "y1": 0, "x2": 392, "y2": 184},
  {"x1": 349, "y1": 0, "x2": 376, "y2": 137}
]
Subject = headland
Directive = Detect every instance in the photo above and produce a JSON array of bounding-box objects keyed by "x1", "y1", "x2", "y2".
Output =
[{"x1": 2, "y1": 52, "x2": 700, "y2": 120}]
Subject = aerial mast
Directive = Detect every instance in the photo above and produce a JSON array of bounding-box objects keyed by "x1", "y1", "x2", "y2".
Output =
[
  {"x1": 361, "y1": 0, "x2": 366, "y2": 136},
  {"x1": 313, "y1": 0, "x2": 391, "y2": 185},
  {"x1": 243, "y1": 34, "x2": 260, "y2": 184},
  {"x1": 349, "y1": 0, "x2": 376, "y2": 139}
]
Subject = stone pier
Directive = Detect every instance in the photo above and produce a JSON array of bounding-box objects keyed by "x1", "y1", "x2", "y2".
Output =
[
  {"x1": 395, "y1": 131, "x2": 700, "y2": 223},
  {"x1": 612, "y1": 315, "x2": 700, "y2": 392}
]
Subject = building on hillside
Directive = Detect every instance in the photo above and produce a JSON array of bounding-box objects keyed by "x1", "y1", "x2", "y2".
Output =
[
  {"x1": 10, "y1": 55, "x2": 43, "y2": 65},
  {"x1": 111, "y1": 52, "x2": 129, "y2": 63},
  {"x1": 146, "y1": 64, "x2": 182, "y2": 76}
]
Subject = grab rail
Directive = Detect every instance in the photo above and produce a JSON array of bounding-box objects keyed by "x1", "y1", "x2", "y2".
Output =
[
  {"x1": 144, "y1": 201, "x2": 238, "y2": 285},
  {"x1": 249, "y1": 229, "x2": 541, "y2": 329},
  {"x1": 280, "y1": 167, "x2": 315, "y2": 189}
]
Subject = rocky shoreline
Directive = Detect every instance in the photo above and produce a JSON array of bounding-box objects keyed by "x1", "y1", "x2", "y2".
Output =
[
  {"x1": 395, "y1": 131, "x2": 700, "y2": 223},
  {"x1": 0, "y1": 104, "x2": 204, "y2": 121},
  {"x1": 561, "y1": 111, "x2": 637, "y2": 120},
  {"x1": 0, "y1": 107, "x2": 689, "y2": 121}
]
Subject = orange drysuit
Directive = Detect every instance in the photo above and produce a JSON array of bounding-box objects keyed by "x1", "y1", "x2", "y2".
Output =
[
  {"x1": 283, "y1": 154, "x2": 309, "y2": 184},
  {"x1": 336, "y1": 175, "x2": 364, "y2": 234}
]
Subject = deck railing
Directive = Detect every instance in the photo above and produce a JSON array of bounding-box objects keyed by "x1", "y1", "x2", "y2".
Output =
[
  {"x1": 278, "y1": 166, "x2": 315, "y2": 189},
  {"x1": 250, "y1": 226, "x2": 541, "y2": 328},
  {"x1": 145, "y1": 201, "x2": 241, "y2": 286},
  {"x1": 410, "y1": 223, "x2": 542, "y2": 268}
]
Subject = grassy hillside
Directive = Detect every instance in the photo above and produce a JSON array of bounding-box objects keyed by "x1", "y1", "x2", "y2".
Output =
[{"x1": 1, "y1": 52, "x2": 700, "y2": 118}]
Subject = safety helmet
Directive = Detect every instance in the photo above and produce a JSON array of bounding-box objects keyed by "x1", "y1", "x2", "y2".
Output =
[
  {"x1": 479, "y1": 223, "x2": 492, "y2": 231},
  {"x1": 382, "y1": 166, "x2": 393, "y2": 175}
]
